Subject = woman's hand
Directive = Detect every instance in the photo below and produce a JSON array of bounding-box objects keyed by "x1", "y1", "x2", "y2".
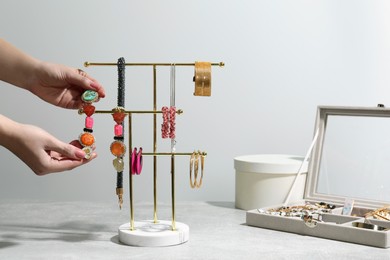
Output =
[
  {"x1": 28, "y1": 61, "x2": 105, "y2": 109},
  {"x1": 0, "y1": 39, "x2": 105, "y2": 109},
  {"x1": 0, "y1": 115, "x2": 96, "y2": 175}
]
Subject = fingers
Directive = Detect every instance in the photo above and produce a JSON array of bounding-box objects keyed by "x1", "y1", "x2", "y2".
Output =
[
  {"x1": 68, "y1": 68, "x2": 106, "y2": 98},
  {"x1": 52, "y1": 139, "x2": 97, "y2": 160},
  {"x1": 39, "y1": 138, "x2": 97, "y2": 174},
  {"x1": 49, "y1": 140, "x2": 95, "y2": 159},
  {"x1": 49, "y1": 139, "x2": 85, "y2": 160}
]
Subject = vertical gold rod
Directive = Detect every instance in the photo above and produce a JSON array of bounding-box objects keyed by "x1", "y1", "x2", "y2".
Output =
[
  {"x1": 153, "y1": 65, "x2": 158, "y2": 223},
  {"x1": 129, "y1": 113, "x2": 134, "y2": 230},
  {"x1": 171, "y1": 155, "x2": 176, "y2": 231}
]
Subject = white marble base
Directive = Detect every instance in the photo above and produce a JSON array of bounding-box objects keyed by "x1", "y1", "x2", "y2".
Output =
[{"x1": 118, "y1": 220, "x2": 189, "y2": 247}]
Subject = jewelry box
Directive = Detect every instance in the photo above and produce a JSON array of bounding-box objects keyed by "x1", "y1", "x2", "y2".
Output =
[{"x1": 246, "y1": 105, "x2": 390, "y2": 248}]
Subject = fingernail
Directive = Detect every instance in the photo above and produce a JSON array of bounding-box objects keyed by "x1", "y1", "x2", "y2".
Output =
[{"x1": 75, "y1": 149, "x2": 86, "y2": 159}]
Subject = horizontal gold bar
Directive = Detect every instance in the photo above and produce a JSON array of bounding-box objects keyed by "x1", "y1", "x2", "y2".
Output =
[
  {"x1": 84, "y1": 62, "x2": 225, "y2": 67},
  {"x1": 143, "y1": 152, "x2": 207, "y2": 156},
  {"x1": 80, "y1": 109, "x2": 183, "y2": 115}
]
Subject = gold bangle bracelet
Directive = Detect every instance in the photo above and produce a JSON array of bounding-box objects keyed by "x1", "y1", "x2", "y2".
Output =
[
  {"x1": 194, "y1": 152, "x2": 200, "y2": 186},
  {"x1": 194, "y1": 61, "x2": 211, "y2": 97},
  {"x1": 189, "y1": 151, "x2": 196, "y2": 188},
  {"x1": 196, "y1": 151, "x2": 205, "y2": 188},
  {"x1": 189, "y1": 150, "x2": 205, "y2": 189}
]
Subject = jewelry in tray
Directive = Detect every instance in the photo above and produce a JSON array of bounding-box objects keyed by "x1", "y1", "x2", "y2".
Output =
[
  {"x1": 260, "y1": 203, "x2": 390, "y2": 231},
  {"x1": 365, "y1": 206, "x2": 390, "y2": 221},
  {"x1": 258, "y1": 202, "x2": 335, "y2": 217},
  {"x1": 79, "y1": 90, "x2": 100, "y2": 159},
  {"x1": 258, "y1": 202, "x2": 336, "y2": 228}
]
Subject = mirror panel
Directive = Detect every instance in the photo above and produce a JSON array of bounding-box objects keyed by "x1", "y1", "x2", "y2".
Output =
[{"x1": 317, "y1": 115, "x2": 390, "y2": 202}]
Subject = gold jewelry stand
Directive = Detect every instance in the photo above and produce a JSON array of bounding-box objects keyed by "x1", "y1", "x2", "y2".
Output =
[{"x1": 84, "y1": 61, "x2": 224, "y2": 246}]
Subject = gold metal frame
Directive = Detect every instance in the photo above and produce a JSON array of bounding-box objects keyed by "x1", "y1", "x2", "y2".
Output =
[{"x1": 84, "y1": 61, "x2": 223, "y2": 231}]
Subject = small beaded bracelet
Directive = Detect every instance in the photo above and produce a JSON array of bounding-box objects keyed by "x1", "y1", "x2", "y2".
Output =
[
  {"x1": 78, "y1": 90, "x2": 99, "y2": 159},
  {"x1": 161, "y1": 106, "x2": 176, "y2": 139}
]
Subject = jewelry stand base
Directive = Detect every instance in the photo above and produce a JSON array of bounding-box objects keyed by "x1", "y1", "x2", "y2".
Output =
[{"x1": 118, "y1": 220, "x2": 189, "y2": 247}]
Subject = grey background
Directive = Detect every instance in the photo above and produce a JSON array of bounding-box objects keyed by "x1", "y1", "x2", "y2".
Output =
[{"x1": 0, "y1": 0, "x2": 389, "y2": 203}]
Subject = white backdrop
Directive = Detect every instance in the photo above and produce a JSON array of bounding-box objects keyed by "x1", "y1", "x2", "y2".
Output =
[{"x1": 1, "y1": 0, "x2": 390, "y2": 203}]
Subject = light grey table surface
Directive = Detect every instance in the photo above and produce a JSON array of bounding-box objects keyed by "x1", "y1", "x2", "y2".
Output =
[{"x1": 0, "y1": 200, "x2": 389, "y2": 260}]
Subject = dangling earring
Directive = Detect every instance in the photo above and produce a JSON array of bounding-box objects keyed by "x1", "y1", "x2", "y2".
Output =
[
  {"x1": 131, "y1": 147, "x2": 143, "y2": 175},
  {"x1": 131, "y1": 147, "x2": 137, "y2": 175},
  {"x1": 79, "y1": 90, "x2": 99, "y2": 159},
  {"x1": 136, "y1": 147, "x2": 143, "y2": 175}
]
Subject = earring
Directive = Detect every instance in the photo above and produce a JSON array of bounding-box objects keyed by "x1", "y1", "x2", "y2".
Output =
[
  {"x1": 78, "y1": 90, "x2": 99, "y2": 159},
  {"x1": 131, "y1": 147, "x2": 143, "y2": 175},
  {"x1": 136, "y1": 147, "x2": 143, "y2": 175},
  {"x1": 131, "y1": 147, "x2": 137, "y2": 175}
]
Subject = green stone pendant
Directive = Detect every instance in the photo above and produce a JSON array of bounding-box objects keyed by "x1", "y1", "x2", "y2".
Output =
[
  {"x1": 82, "y1": 90, "x2": 99, "y2": 103},
  {"x1": 113, "y1": 158, "x2": 124, "y2": 172}
]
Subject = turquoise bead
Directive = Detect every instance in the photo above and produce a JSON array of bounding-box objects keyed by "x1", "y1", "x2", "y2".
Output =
[{"x1": 82, "y1": 90, "x2": 98, "y2": 103}]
